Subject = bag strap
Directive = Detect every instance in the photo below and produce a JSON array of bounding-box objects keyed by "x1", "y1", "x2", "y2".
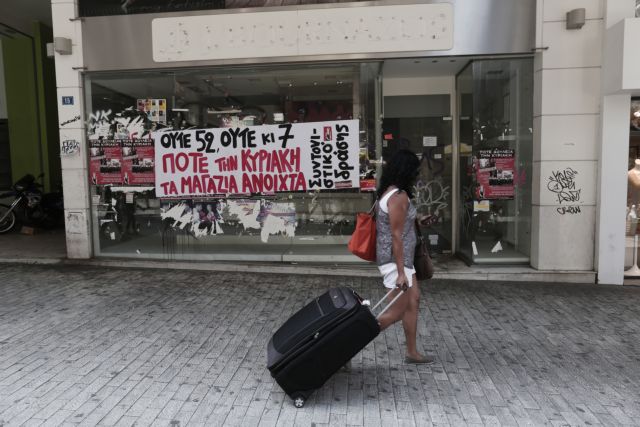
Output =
[
  {"x1": 414, "y1": 218, "x2": 423, "y2": 239},
  {"x1": 367, "y1": 198, "x2": 378, "y2": 216}
]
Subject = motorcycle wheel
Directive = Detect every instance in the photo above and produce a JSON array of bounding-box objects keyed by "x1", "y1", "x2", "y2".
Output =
[{"x1": 0, "y1": 204, "x2": 17, "y2": 234}]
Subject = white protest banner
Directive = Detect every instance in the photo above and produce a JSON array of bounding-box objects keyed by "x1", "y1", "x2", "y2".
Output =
[{"x1": 154, "y1": 120, "x2": 359, "y2": 197}]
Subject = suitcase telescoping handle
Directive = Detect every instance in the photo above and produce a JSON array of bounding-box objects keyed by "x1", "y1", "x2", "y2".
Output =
[{"x1": 371, "y1": 287, "x2": 407, "y2": 320}]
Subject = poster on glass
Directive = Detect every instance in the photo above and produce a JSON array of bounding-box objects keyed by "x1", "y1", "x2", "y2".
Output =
[{"x1": 474, "y1": 149, "x2": 515, "y2": 200}]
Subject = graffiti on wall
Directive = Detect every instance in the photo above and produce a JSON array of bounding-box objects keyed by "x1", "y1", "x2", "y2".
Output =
[
  {"x1": 547, "y1": 167, "x2": 581, "y2": 215},
  {"x1": 87, "y1": 108, "x2": 150, "y2": 140},
  {"x1": 61, "y1": 140, "x2": 80, "y2": 156}
]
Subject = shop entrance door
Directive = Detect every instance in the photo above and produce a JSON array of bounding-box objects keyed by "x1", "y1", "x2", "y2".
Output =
[
  {"x1": 456, "y1": 58, "x2": 534, "y2": 264},
  {"x1": 382, "y1": 95, "x2": 454, "y2": 254}
]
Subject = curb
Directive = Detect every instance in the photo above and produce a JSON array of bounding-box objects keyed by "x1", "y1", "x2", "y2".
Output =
[{"x1": 0, "y1": 256, "x2": 598, "y2": 284}]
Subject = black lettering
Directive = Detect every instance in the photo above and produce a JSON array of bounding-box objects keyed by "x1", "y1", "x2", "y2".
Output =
[{"x1": 278, "y1": 123, "x2": 294, "y2": 148}]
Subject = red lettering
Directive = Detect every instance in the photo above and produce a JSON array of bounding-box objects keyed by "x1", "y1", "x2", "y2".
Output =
[
  {"x1": 162, "y1": 153, "x2": 175, "y2": 173},
  {"x1": 292, "y1": 148, "x2": 301, "y2": 171},
  {"x1": 295, "y1": 172, "x2": 306, "y2": 191},
  {"x1": 278, "y1": 150, "x2": 291, "y2": 173},
  {"x1": 251, "y1": 174, "x2": 263, "y2": 192},
  {"x1": 217, "y1": 176, "x2": 227, "y2": 193},
  {"x1": 241, "y1": 150, "x2": 254, "y2": 172},
  {"x1": 242, "y1": 174, "x2": 253, "y2": 193},
  {"x1": 193, "y1": 175, "x2": 203, "y2": 194},
  {"x1": 270, "y1": 151, "x2": 281, "y2": 173},
  {"x1": 228, "y1": 175, "x2": 238, "y2": 193},
  {"x1": 188, "y1": 152, "x2": 208, "y2": 173},
  {"x1": 229, "y1": 156, "x2": 238, "y2": 171},
  {"x1": 160, "y1": 182, "x2": 173, "y2": 195},
  {"x1": 206, "y1": 175, "x2": 216, "y2": 193},
  {"x1": 175, "y1": 152, "x2": 189, "y2": 172},
  {"x1": 181, "y1": 176, "x2": 192, "y2": 194},
  {"x1": 258, "y1": 151, "x2": 269, "y2": 172},
  {"x1": 278, "y1": 175, "x2": 289, "y2": 191},
  {"x1": 264, "y1": 174, "x2": 274, "y2": 191}
]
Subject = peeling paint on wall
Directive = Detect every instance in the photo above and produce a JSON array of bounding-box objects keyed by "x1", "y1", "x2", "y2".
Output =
[{"x1": 66, "y1": 211, "x2": 85, "y2": 235}]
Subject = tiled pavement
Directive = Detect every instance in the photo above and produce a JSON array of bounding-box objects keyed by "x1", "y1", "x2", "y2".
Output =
[{"x1": 0, "y1": 264, "x2": 640, "y2": 426}]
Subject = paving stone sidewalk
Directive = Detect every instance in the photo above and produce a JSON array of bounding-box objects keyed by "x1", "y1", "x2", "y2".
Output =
[{"x1": 1, "y1": 264, "x2": 640, "y2": 426}]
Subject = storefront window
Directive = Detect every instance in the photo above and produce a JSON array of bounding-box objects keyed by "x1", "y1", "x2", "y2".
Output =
[
  {"x1": 85, "y1": 62, "x2": 380, "y2": 261},
  {"x1": 457, "y1": 58, "x2": 533, "y2": 264},
  {"x1": 625, "y1": 98, "x2": 640, "y2": 274}
]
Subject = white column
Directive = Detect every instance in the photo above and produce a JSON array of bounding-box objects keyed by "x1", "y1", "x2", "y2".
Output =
[
  {"x1": 595, "y1": 0, "x2": 636, "y2": 284},
  {"x1": 596, "y1": 94, "x2": 630, "y2": 284},
  {"x1": 531, "y1": 0, "x2": 604, "y2": 271},
  {"x1": 52, "y1": 0, "x2": 92, "y2": 258}
]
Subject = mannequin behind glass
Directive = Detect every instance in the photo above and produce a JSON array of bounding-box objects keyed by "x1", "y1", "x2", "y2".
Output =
[{"x1": 628, "y1": 159, "x2": 640, "y2": 206}]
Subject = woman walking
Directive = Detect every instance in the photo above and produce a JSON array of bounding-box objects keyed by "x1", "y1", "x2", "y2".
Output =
[{"x1": 376, "y1": 149, "x2": 434, "y2": 364}]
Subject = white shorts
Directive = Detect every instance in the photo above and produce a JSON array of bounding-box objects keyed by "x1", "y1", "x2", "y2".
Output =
[{"x1": 378, "y1": 263, "x2": 416, "y2": 289}]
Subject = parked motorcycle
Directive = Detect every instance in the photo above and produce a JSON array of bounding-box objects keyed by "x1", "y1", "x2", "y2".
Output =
[{"x1": 0, "y1": 174, "x2": 64, "y2": 234}]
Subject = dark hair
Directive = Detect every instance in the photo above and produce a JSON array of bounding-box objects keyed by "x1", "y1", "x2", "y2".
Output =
[{"x1": 376, "y1": 149, "x2": 421, "y2": 198}]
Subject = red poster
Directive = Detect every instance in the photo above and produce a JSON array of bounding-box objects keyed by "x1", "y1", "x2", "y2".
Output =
[
  {"x1": 121, "y1": 139, "x2": 155, "y2": 185},
  {"x1": 360, "y1": 179, "x2": 376, "y2": 192},
  {"x1": 474, "y1": 149, "x2": 515, "y2": 200},
  {"x1": 89, "y1": 140, "x2": 123, "y2": 185}
]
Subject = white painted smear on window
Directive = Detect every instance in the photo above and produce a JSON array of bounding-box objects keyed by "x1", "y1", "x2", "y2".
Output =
[
  {"x1": 259, "y1": 202, "x2": 297, "y2": 243},
  {"x1": 161, "y1": 202, "x2": 192, "y2": 229},
  {"x1": 226, "y1": 200, "x2": 261, "y2": 231},
  {"x1": 261, "y1": 214, "x2": 296, "y2": 243}
]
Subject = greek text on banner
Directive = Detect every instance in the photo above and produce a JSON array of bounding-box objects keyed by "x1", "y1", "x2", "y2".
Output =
[{"x1": 153, "y1": 120, "x2": 360, "y2": 197}]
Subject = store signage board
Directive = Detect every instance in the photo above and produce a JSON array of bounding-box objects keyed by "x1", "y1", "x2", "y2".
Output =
[
  {"x1": 152, "y1": 3, "x2": 453, "y2": 62},
  {"x1": 153, "y1": 120, "x2": 359, "y2": 197}
]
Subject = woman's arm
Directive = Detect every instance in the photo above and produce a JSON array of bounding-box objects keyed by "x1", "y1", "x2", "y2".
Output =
[{"x1": 388, "y1": 191, "x2": 409, "y2": 288}]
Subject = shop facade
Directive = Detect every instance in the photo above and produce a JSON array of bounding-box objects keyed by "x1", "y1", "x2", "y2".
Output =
[{"x1": 51, "y1": 0, "x2": 640, "y2": 284}]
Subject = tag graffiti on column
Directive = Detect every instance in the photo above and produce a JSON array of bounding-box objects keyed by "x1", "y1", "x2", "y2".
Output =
[
  {"x1": 547, "y1": 167, "x2": 582, "y2": 215},
  {"x1": 153, "y1": 120, "x2": 360, "y2": 197},
  {"x1": 61, "y1": 139, "x2": 80, "y2": 156}
]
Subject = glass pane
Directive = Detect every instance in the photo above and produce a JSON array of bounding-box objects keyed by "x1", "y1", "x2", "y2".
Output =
[
  {"x1": 457, "y1": 58, "x2": 533, "y2": 264},
  {"x1": 457, "y1": 63, "x2": 474, "y2": 262},
  {"x1": 79, "y1": 0, "x2": 371, "y2": 17},
  {"x1": 86, "y1": 63, "x2": 379, "y2": 261},
  {"x1": 382, "y1": 95, "x2": 453, "y2": 253}
]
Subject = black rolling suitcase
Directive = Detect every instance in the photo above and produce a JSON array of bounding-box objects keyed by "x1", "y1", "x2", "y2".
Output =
[{"x1": 266, "y1": 286, "x2": 404, "y2": 408}]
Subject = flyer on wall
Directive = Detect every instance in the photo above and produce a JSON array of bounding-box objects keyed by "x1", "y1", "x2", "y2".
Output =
[
  {"x1": 474, "y1": 149, "x2": 515, "y2": 200},
  {"x1": 89, "y1": 139, "x2": 123, "y2": 185},
  {"x1": 137, "y1": 98, "x2": 167, "y2": 124},
  {"x1": 122, "y1": 139, "x2": 155, "y2": 185}
]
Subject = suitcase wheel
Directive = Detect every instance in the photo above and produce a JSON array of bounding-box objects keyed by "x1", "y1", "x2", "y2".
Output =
[{"x1": 292, "y1": 394, "x2": 305, "y2": 408}]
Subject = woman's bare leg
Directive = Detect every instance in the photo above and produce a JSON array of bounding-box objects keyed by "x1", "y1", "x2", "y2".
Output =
[
  {"x1": 401, "y1": 275, "x2": 423, "y2": 359},
  {"x1": 377, "y1": 288, "x2": 409, "y2": 331}
]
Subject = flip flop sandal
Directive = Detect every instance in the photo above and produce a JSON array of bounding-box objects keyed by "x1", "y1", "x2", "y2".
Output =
[{"x1": 405, "y1": 355, "x2": 435, "y2": 365}]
